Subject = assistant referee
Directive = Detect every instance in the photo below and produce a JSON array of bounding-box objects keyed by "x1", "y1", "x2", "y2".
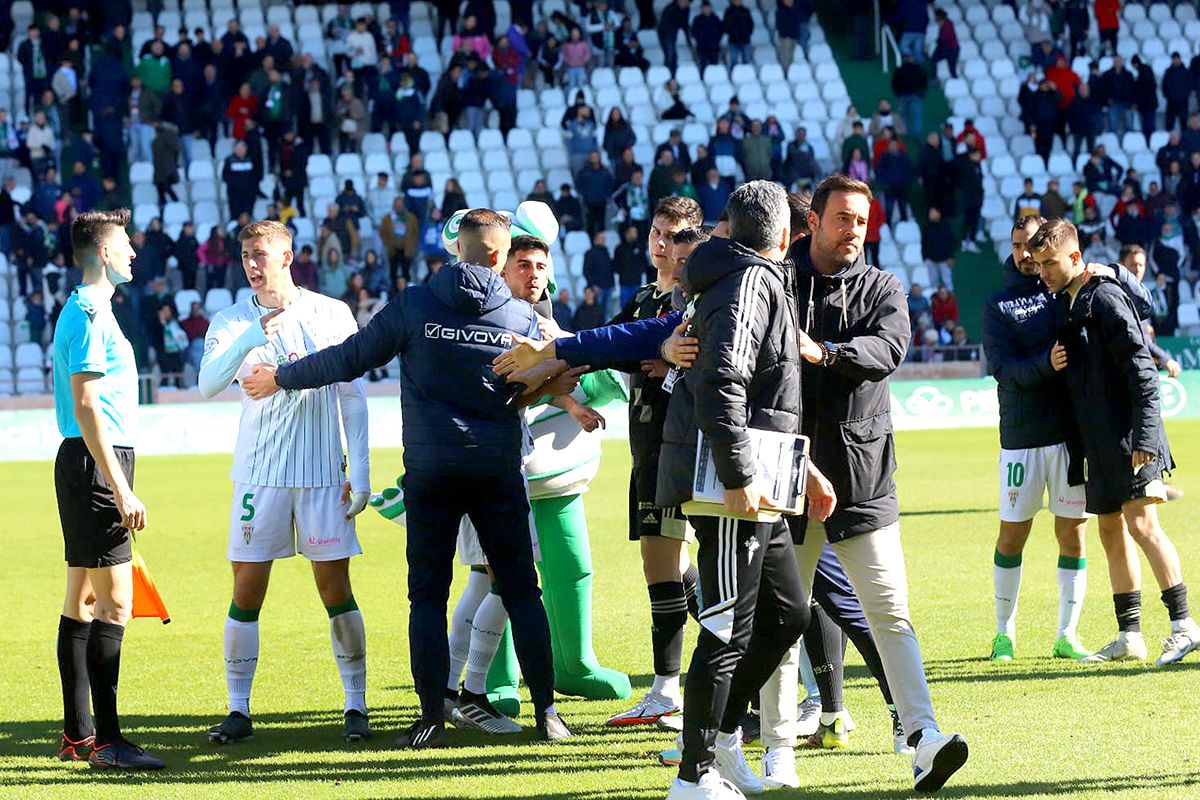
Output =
[{"x1": 52, "y1": 209, "x2": 164, "y2": 770}]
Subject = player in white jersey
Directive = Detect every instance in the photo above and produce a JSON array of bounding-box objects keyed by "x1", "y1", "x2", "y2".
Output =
[{"x1": 197, "y1": 221, "x2": 372, "y2": 744}]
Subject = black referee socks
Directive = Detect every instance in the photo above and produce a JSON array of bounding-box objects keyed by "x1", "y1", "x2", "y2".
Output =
[
  {"x1": 57, "y1": 616, "x2": 93, "y2": 741},
  {"x1": 1114, "y1": 591, "x2": 1142, "y2": 633},
  {"x1": 87, "y1": 619, "x2": 125, "y2": 743}
]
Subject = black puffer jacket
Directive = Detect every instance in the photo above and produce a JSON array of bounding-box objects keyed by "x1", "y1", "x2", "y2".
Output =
[
  {"x1": 656, "y1": 238, "x2": 800, "y2": 508},
  {"x1": 789, "y1": 237, "x2": 909, "y2": 542}
]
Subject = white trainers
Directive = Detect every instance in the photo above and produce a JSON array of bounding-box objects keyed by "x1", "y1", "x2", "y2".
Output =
[
  {"x1": 912, "y1": 729, "x2": 968, "y2": 793},
  {"x1": 795, "y1": 697, "x2": 820, "y2": 737},
  {"x1": 891, "y1": 707, "x2": 914, "y2": 756},
  {"x1": 1083, "y1": 632, "x2": 1148, "y2": 663},
  {"x1": 666, "y1": 770, "x2": 747, "y2": 799},
  {"x1": 714, "y1": 730, "x2": 764, "y2": 796},
  {"x1": 761, "y1": 746, "x2": 800, "y2": 790},
  {"x1": 1156, "y1": 622, "x2": 1200, "y2": 665},
  {"x1": 607, "y1": 691, "x2": 681, "y2": 727}
]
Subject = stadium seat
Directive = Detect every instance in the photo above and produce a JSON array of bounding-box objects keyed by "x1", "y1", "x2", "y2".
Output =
[
  {"x1": 452, "y1": 151, "x2": 482, "y2": 172},
  {"x1": 14, "y1": 342, "x2": 41, "y2": 368},
  {"x1": 205, "y1": 288, "x2": 234, "y2": 315},
  {"x1": 163, "y1": 202, "x2": 190, "y2": 226},
  {"x1": 16, "y1": 366, "x2": 44, "y2": 395},
  {"x1": 893, "y1": 221, "x2": 921, "y2": 246},
  {"x1": 174, "y1": 289, "x2": 201, "y2": 318},
  {"x1": 1178, "y1": 302, "x2": 1200, "y2": 331}
]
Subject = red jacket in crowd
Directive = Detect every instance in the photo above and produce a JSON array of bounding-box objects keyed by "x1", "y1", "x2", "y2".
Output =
[{"x1": 1095, "y1": 0, "x2": 1120, "y2": 32}]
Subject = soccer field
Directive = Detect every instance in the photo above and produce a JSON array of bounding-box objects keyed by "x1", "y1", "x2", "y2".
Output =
[{"x1": 2, "y1": 425, "x2": 1199, "y2": 800}]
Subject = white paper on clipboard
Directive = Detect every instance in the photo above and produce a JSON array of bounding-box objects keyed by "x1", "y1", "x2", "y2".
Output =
[{"x1": 692, "y1": 429, "x2": 810, "y2": 514}]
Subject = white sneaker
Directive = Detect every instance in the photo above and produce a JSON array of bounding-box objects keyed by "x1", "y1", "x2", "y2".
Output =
[
  {"x1": 795, "y1": 697, "x2": 820, "y2": 737},
  {"x1": 1156, "y1": 622, "x2": 1200, "y2": 666},
  {"x1": 714, "y1": 730, "x2": 764, "y2": 796},
  {"x1": 666, "y1": 770, "x2": 747, "y2": 799},
  {"x1": 761, "y1": 746, "x2": 800, "y2": 789},
  {"x1": 607, "y1": 691, "x2": 681, "y2": 727},
  {"x1": 658, "y1": 713, "x2": 684, "y2": 732},
  {"x1": 891, "y1": 707, "x2": 914, "y2": 756},
  {"x1": 1083, "y1": 632, "x2": 1148, "y2": 663},
  {"x1": 912, "y1": 729, "x2": 968, "y2": 793}
]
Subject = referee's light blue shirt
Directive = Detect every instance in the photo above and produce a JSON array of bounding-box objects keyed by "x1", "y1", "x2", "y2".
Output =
[{"x1": 52, "y1": 285, "x2": 139, "y2": 448}]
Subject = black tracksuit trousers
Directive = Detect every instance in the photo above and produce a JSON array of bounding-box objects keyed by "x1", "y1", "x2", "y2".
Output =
[{"x1": 680, "y1": 515, "x2": 809, "y2": 783}]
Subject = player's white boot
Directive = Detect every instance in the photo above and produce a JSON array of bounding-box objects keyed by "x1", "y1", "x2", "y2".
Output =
[
  {"x1": 912, "y1": 728, "x2": 969, "y2": 793},
  {"x1": 1083, "y1": 632, "x2": 1148, "y2": 663},
  {"x1": 666, "y1": 770, "x2": 747, "y2": 799},
  {"x1": 795, "y1": 697, "x2": 820, "y2": 737},
  {"x1": 1157, "y1": 621, "x2": 1200, "y2": 665},
  {"x1": 714, "y1": 729, "x2": 764, "y2": 796},
  {"x1": 608, "y1": 691, "x2": 681, "y2": 727},
  {"x1": 761, "y1": 746, "x2": 800, "y2": 789}
]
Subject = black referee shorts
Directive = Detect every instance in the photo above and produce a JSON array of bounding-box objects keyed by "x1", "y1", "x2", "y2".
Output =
[
  {"x1": 55, "y1": 438, "x2": 135, "y2": 568},
  {"x1": 627, "y1": 466, "x2": 691, "y2": 542}
]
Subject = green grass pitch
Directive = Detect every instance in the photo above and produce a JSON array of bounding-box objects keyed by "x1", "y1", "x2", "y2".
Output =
[{"x1": 2, "y1": 424, "x2": 1199, "y2": 799}]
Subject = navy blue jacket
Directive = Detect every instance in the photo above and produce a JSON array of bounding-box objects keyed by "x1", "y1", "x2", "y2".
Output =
[
  {"x1": 983, "y1": 255, "x2": 1155, "y2": 452},
  {"x1": 275, "y1": 262, "x2": 540, "y2": 474},
  {"x1": 557, "y1": 310, "x2": 683, "y2": 366}
]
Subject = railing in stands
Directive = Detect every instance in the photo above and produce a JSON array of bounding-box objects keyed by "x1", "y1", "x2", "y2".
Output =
[{"x1": 872, "y1": 0, "x2": 902, "y2": 73}]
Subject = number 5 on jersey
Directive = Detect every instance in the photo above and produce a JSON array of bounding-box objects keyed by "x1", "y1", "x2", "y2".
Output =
[{"x1": 241, "y1": 493, "x2": 256, "y2": 521}]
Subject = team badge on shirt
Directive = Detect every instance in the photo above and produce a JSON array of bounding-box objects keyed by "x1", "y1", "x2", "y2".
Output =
[
  {"x1": 1008, "y1": 488, "x2": 1019, "y2": 507},
  {"x1": 243, "y1": 522, "x2": 254, "y2": 544}
]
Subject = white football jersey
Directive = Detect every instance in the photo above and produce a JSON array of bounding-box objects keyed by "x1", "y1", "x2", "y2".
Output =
[{"x1": 200, "y1": 289, "x2": 366, "y2": 488}]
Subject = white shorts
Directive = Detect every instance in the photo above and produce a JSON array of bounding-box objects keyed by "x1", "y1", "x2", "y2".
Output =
[
  {"x1": 227, "y1": 483, "x2": 362, "y2": 562},
  {"x1": 456, "y1": 478, "x2": 540, "y2": 567},
  {"x1": 998, "y1": 445, "x2": 1089, "y2": 523}
]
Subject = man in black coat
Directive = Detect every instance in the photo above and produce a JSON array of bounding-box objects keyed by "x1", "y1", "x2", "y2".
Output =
[
  {"x1": 1161, "y1": 52, "x2": 1191, "y2": 133},
  {"x1": 1033, "y1": 218, "x2": 1200, "y2": 667},
  {"x1": 784, "y1": 175, "x2": 968, "y2": 792},
  {"x1": 658, "y1": 0, "x2": 691, "y2": 74},
  {"x1": 222, "y1": 140, "x2": 258, "y2": 220}
]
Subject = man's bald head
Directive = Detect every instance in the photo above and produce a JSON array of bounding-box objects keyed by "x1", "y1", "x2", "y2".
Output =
[{"x1": 458, "y1": 208, "x2": 512, "y2": 271}]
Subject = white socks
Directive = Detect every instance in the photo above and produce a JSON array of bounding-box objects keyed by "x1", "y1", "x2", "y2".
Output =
[
  {"x1": 224, "y1": 616, "x2": 259, "y2": 717},
  {"x1": 1171, "y1": 616, "x2": 1196, "y2": 634},
  {"x1": 464, "y1": 592, "x2": 508, "y2": 695},
  {"x1": 329, "y1": 607, "x2": 367, "y2": 714},
  {"x1": 993, "y1": 551, "x2": 1022, "y2": 636},
  {"x1": 651, "y1": 673, "x2": 681, "y2": 701},
  {"x1": 448, "y1": 569, "x2": 492, "y2": 692},
  {"x1": 1056, "y1": 556, "x2": 1087, "y2": 638}
]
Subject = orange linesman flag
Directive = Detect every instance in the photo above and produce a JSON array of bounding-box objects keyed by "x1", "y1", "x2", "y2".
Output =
[{"x1": 131, "y1": 544, "x2": 171, "y2": 624}]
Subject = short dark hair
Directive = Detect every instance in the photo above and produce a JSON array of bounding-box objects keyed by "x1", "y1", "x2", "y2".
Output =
[
  {"x1": 788, "y1": 190, "x2": 812, "y2": 236},
  {"x1": 510, "y1": 234, "x2": 549, "y2": 256},
  {"x1": 810, "y1": 174, "x2": 873, "y2": 217},
  {"x1": 71, "y1": 209, "x2": 130, "y2": 261},
  {"x1": 673, "y1": 226, "x2": 713, "y2": 247},
  {"x1": 652, "y1": 196, "x2": 703, "y2": 227},
  {"x1": 1027, "y1": 217, "x2": 1079, "y2": 254},
  {"x1": 459, "y1": 207, "x2": 510, "y2": 234},
  {"x1": 1118, "y1": 242, "x2": 1146, "y2": 262},
  {"x1": 1012, "y1": 213, "x2": 1047, "y2": 234}
]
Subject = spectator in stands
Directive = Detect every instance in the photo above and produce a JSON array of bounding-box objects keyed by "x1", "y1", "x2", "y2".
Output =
[
  {"x1": 930, "y1": 285, "x2": 958, "y2": 327},
  {"x1": 930, "y1": 8, "x2": 959, "y2": 78},
  {"x1": 1160, "y1": 52, "x2": 1191, "y2": 134},
  {"x1": 1102, "y1": 55, "x2": 1135, "y2": 136},
  {"x1": 318, "y1": 247, "x2": 349, "y2": 298},
  {"x1": 197, "y1": 226, "x2": 230, "y2": 293},
  {"x1": 151, "y1": 122, "x2": 181, "y2": 207},
  {"x1": 892, "y1": 54, "x2": 928, "y2": 138},
  {"x1": 155, "y1": 301, "x2": 188, "y2": 389},
  {"x1": 863, "y1": 193, "x2": 885, "y2": 265},
  {"x1": 552, "y1": 288, "x2": 574, "y2": 330},
  {"x1": 1084, "y1": 144, "x2": 1123, "y2": 197},
  {"x1": 221, "y1": 140, "x2": 256, "y2": 221},
  {"x1": 27, "y1": 111, "x2": 57, "y2": 178},
  {"x1": 335, "y1": 84, "x2": 368, "y2": 151},
  {"x1": 667, "y1": 166, "x2": 699, "y2": 201},
  {"x1": 577, "y1": 150, "x2": 615, "y2": 235},
  {"x1": 656, "y1": 127, "x2": 692, "y2": 171},
  {"x1": 1130, "y1": 55, "x2": 1158, "y2": 146},
  {"x1": 1109, "y1": 184, "x2": 1145, "y2": 228},
  {"x1": 783, "y1": 126, "x2": 819, "y2": 190},
  {"x1": 226, "y1": 81, "x2": 257, "y2": 141},
  {"x1": 955, "y1": 118, "x2": 987, "y2": 157},
  {"x1": 1040, "y1": 179, "x2": 1069, "y2": 220},
  {"x1": 346, "y1": 17, "x2": 380, "y2": 95},
  {"x1": 1183, "y1": 114, "x2": 1200, "y2": 154},
  {"x1": 65, "y1": 161, "x2": 99, "y2": 214},
  {"x1": 845, "y1": 147, "x2": 870, "y2": 182},
  {"x1": 572, "y1": 284, "x2": 607, "y2": 330},
  {"x1": 603, "y1": 108, "x2": 637, "y2": 164},
  {"x1": 718, "y1": 96, "x2": 749, "y2": 139},
  {"x1": 556, "y1": 183, "x2": 585, "y2": 232},
  {"x1": 1158, "y1": 129, "x2": 1187, "y2": 174},
  {"x1": 1066, "y1": 81, "x2": 1099, "y2": 159},
  {"x1": 18, "y1": 25, "x2": 51, "y2": 114},
  {"x1": 739, "y1": 119, "x2": 773, "y2": 181},
  {"x1": 278, "y1": 243, "x2": 316, "y2": 295},
  {"x1": 441, "y1": 178, "x2": 468, "y2": 218},
  {"x1": 360, "y1": 249, "x2": 390, "y2": 296},
  {"x1": 1014, "y1": 178, "x2": 1043, "y2": 221},
  {"x1": 956, "y1": 147, "x2": 985, "y2": 251},
  {"x1": 891, "y1": 0, "x2": 929, "y2": 63},
  {"x1": 698, "y1": 167, "x2": 733, "y2": 226},
  {"x1": 1145, "y1": 180, "x2": 1170, "y2": 220},
  {"x1": 1082, "y1": 228, "x2": 1116, "y2": 265},
  {"x1": 649, "y1": 149, "x2": 678, "y2": 209},
  {"x1": 258, "y1": 69, "x2": 291, "y2": 171},
  {"x1": 561, "y1": 28, "x2": 592, "y2": 90},
  {"x1": 614, "y1": 222, "x2": 648, "y2": 305},
  {"x1": 171, "y1": 221, "x2": 200, "y2": 293},
  {"x1": 776, "y1": 0, "x2": 812, "y2": 72},
  {"x1": 916, "y1": 131, "x2": 947, "y2": 212},
  {"x1": 25, "y1": 290, "x2": 47, "y2": 346},
  {"x1": 566, "y1": 103, "x2": 600, "y2": 177},
  {"x1": 947, "y1": 325, "x2": 976, "y2": 361},
  {"x1": 613, "y1": 166, "x2": 650, "y2": 235},
  {"x1": 922, "y1": 206, "x2": 956, "y2": 290},
  {"x1": 179, "y1": 301, "x2": 209, "y2": 377},
  {"x1": 528, "y1": 179, "x2": 556, "y2": 207},
  {"x1": 1077, "y1": 201, "x2": 1106, "y2": 242},
  {"x1": 336, "y1": 180, "x2": 367, "y2": 225},
  {"x1": 615, "y1": 25, "x2": 651, "y2": 72},
  {"x1": 907, "y1": 283, "x2": 931, "y2": 330},
  {"x1": 1114, "y1": 201, "x2": 1152, "y2": 249},
  {"x1": 724, "y1": 0, "x2": 754, "y2": 65},
  {"x1": 583, "y1": 229, "x2": 615, "y2": 311},
  {"x1": 364, "y1": 172, "x2": 396, "y2": 221},
  {"x1": 691, "y1": 2, "x2": 723, "y2": 70},
  {"x1": 840, "y1": 119, "x2": 869, "y2": 172},
  {"x1": 1094, "y1": 0, "x2": 1120, "y2": 55},
  {"x1": 658, "y1": 0, "x2": 692, "y2": 74},
  {"x1": 869, "y1": 99, "x2": 906, "y2": 142},
  {"x1": 614, "y1": 147, "x2": 642, "y2": 186},
  {"x1": 1018, "y1": 70, "x2": 1040, "y2": 134},
  {"x1": 877, "y1": 139, "x2": 914, "y2": 224},
  {"x1": 380, "y1": 197, "x2": 417, "y2": 281}
]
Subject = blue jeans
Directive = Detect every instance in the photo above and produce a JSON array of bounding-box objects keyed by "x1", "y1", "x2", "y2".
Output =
[
  {"x1": 1107, "y1": 103, "x2": 1134, "y2": 136},
  {"x1": 899, "y1": 31, "x2": 925, "y2": 63},
  {"x1": 729, "y1": 42, "x2": 752, "y2": 65},
  {"x1": 127, "y1": 123, "x2": 154, "y2": 164},
  {"x1": 566, "y1": 65, "x2": 587, "y2": 89},
  {"x1": 178, "y1": 133, "x2": 193, "y2": 168},
  {"x1": 899, "y1": 94, "x2": 923, "y2": 136}
]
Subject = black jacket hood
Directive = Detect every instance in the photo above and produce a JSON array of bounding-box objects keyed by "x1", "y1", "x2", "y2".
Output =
[
  {"x1": 431, "y1": 262, "x2": 512, "y2": 316},
  {"x1": 681, "y1": 237, "x2": 788, "y2": 296},
  {"x1": 789, "y1": 236, "x2": 872, "y2": 284}
]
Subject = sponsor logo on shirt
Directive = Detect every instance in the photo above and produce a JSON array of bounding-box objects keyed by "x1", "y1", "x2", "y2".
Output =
[{"x1": 423, "y1": 323, "x2": 513, "y2": 347}]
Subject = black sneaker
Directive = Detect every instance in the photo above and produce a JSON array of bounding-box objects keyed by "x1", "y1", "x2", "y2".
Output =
[
  {"x1": 208, "y1": 712, "x2": 254, "y2": 744},
  {"x1": 536, "y1": 710, "x2": 573, "y2": 741},
  {"x1": 739, "y1": 709, "x2": 761, "y2": 744},
  {"x1": 88, "y1": 737, "x2": 165, "y2": 770},
  {"x1": 343, "y1": 709, "x2": 372, "y2": 742},
  {"x1": 395, "y1": 718, "x2": 444, "y2": 750},
  {"x1": 58, "y1": 732, "x2": 95, "y2": 761},
  {"x1": 452, "y1": 690, "x2": 522, "y2": 734}
]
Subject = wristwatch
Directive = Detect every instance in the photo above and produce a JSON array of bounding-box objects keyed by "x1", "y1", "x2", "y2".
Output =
[{"x1": 821, "y1": 342, "x2": 840, "y2": 367}]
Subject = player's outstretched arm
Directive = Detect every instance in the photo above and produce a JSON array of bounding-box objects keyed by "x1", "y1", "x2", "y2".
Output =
[
  {"x1": 198, "y1": 308, "x2": 285, "y2": 398},
  {"x1": 276, "y1": 300, "x2": 408, "y2": 391},
  {"x1": 555, "y1": 310, "x2": 687, "y2": 370}
]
